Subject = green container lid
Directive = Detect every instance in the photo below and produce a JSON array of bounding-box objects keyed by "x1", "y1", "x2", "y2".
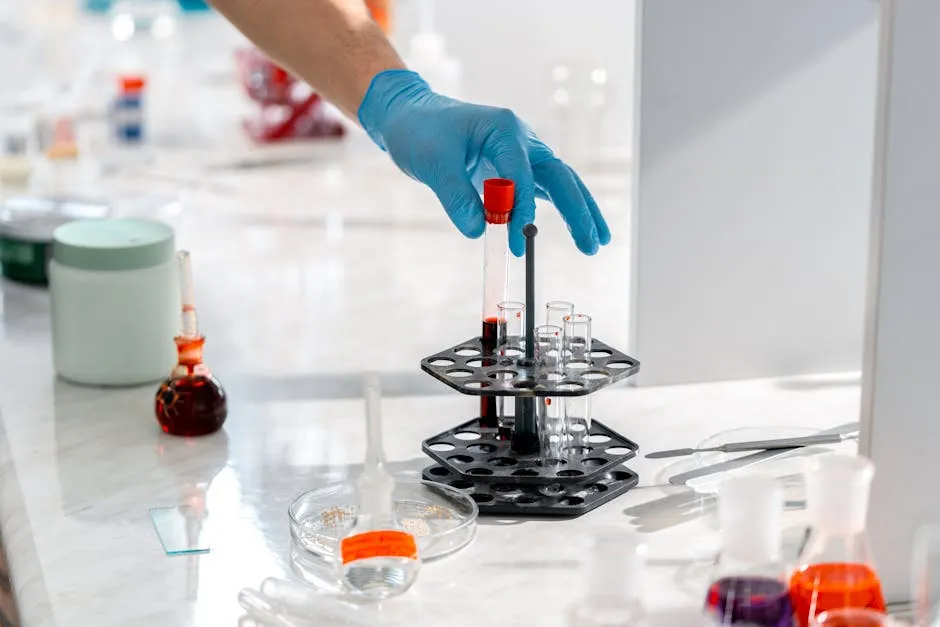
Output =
[{"x1": 53, "y1": 218, "x2": 175, "y2": 271}]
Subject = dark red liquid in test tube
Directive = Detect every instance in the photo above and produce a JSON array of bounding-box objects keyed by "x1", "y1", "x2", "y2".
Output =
[{"x1": 480, "y1": 179, "x2": 514, "y2": 429}]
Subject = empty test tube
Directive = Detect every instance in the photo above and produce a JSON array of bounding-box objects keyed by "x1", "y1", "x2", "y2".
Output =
[
  {"x1": 564, "y1": 313, "x2": 593, "y2": 449},
  {"x1": 497, "y1": 301, "x2": 526, "y2": 356},
  {"x1": 536, "y1": 325, "x2": 566, "y2": 459},
  {"x1": 563, "y1": 313, "x2": 593, "y2": 360},
  {"x1": 546, "y1": 300, "x2": 575, "y2": 329}
]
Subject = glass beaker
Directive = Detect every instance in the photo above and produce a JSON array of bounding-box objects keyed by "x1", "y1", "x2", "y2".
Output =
[
  {"x1": 567, "y1": 527, "x2": 647, "y2": 627},
  {"x1": 790, "y1": 454, "x2": 886, "y2": 627}
]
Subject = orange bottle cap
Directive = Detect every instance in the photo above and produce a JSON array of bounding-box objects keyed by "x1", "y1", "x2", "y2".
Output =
[
  {"x1": 119, "y1": 75, "x2": 147, "y2": 92},
  {"x1": 483, "y1": 178, "x2": 514, "y2": 225}
]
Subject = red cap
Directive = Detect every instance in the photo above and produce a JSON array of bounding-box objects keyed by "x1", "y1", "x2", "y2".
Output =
[
  {"x1": 483, "y1": 178, "x2": 514, "y2": 225},
  {"x1": 119, "y1": 75, "x2": 146, "y2": 92}
]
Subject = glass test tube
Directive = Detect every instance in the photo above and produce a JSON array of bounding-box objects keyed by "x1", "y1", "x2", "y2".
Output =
[
  {"x1": 497, "y1": 301, "x2": 525, "y2": 439},
  {"x1": 480, "y1": 179, "x2": 514, "y2": 428},
  {"x1": 544, "y1": 301, "x2": 573, "y2": 455},
  {"x1": 535, "y1": 325, "x2": 565, "y2": 460},
  {"x1": 546, "y1": 300, "x2": 575, "y2": 328},
  {"x1": 564, "y1": 313, "x2": 593, "y2": 450}
]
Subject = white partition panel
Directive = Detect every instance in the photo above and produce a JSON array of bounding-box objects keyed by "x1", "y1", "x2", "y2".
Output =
[
  {"x1": 631, "y1": 0, "x2": 879, "y2": 385},
  {"x1": 861, "y1": 0, "x2": 940, "y2": 604}
]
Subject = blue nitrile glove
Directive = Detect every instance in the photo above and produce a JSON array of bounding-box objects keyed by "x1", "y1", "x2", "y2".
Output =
[{"x1": 358, "y1": 70, "x2": 611, "y2": 256}]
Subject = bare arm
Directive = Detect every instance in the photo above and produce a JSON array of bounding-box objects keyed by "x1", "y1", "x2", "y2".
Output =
[{"x1": 208, "y1": 0, "x2": 404, "y2": 119}]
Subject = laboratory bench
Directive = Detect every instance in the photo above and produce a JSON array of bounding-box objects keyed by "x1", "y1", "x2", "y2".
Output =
[{"x1": 0, "y1": 144, "x2": 861, "y2": 625}]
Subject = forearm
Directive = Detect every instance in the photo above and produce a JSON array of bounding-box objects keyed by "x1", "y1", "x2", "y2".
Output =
[{"x1": 209, "y1": 0, "x2": 404, "y2": 119}]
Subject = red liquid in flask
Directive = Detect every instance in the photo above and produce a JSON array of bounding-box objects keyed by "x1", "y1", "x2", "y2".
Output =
[
  {"x1": 706, "y1": 576, "x2": 793, "y2": 627},
  {"x1": 789, "y1": 563, "x2": 886, "y2": 627},
  {"x1": 155, "y1": 336, "x2": 227, "y2": 437}
]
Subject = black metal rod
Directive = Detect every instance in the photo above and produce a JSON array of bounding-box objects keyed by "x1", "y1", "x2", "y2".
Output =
[
  {"x1": 511, "y1": 224, "x2": 540, "y2": 454},
  {"x1": 523, "y1": 224, "x2": 537, "y2": 361}
]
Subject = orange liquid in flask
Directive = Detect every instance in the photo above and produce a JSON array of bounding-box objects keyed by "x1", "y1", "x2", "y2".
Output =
[{"x1": 789, "y1": 563, "x2": 886, "y2": 627}]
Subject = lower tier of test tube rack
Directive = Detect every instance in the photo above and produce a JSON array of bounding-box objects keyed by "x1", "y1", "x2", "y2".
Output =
[{"x1": 418, "y1": 224, "x2": 642, "y2": 518}]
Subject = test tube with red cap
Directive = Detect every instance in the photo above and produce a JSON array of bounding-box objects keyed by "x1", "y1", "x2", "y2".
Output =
[{"x1": 480, "y1": 178, "x2": 514, "y2": 427}]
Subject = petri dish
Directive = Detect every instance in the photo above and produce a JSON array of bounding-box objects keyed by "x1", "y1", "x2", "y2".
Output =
[{"x1": 289, "y1": 479, "x2": 478, "y2": 566}]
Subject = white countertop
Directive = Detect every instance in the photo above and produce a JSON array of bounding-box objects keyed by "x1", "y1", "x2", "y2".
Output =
[{"x1": 0, "y1": 143, "x2": 862, "y2": 626}]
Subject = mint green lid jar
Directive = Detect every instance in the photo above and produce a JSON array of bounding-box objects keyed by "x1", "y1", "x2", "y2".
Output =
[{"x1": 49, "y1": 218, "x2": 180, "y2": 386}]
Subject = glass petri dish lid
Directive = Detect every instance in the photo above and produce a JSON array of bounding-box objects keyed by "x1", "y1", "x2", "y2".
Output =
[{"x1": 289, "y1": 479, "x2": 478, "y2": 565}]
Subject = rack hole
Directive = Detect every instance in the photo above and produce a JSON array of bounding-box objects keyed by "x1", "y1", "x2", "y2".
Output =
[
  {"x1": 589, "y1": 350, "x2": 613, "y2": 358},
  {"x1": 471, "y1": 493, "x2": 494, "y2": 503},
  {"x1": 557, "y1": 469, "x2": 584, "y2": 477},
  {"x1": 488, "y1": 370, "x2": 517, "y2": 381},
  {"x1": 464, "y1": 380, "x2": 492, "y2": 389},
  {"x1": 467, "y1": 467, "x2": 494, "y2": 476},
  {"x1": 587, "y1": 483, "x2": 608, "y2": 493},
  {"x1": 455, "y1": 347, "x2": 481, "y2": 356},
  {"x1": 428, "y1": 358, "x2": 455, "y2": 367},
  {"x1": 606, "y1": 361, "x2": 631, "y2": 369},
  {"x1": 581, "y1": 458, "x2": 607, "y2": 467},
  {"x1": 581, "y1": 370, "x2": 610, "y2": 380},
  {"x1": 539, "y1": 484, "x2": 566, "y2": 497},
  {"x1": 428, "y1": 442, "x2": 455, "y2": 452},
  {"x1": 540, "y1": 458, "x2": 567, "y2": 466},
  {"x1": 455, "y1": 431, "x2": 481, "y2": 441},
  {"x1": 447, "y1": 455, "x2": 474, "y2": 464},
  {"x1": 566, "y1": 446, "x2": 592, "y2": 456},
  {"x1": 567, "y1": 360, "x2": 590, "y2": 370},
  {"x1": 516, "y1": 496, "x2": 539, "y2": 505},
  {"x1": 467, "y1": 443, "x2": 496, "y2": 453},
  {"x1": 503, "y1": 347, "x2": 524, "y2": 358},
  {"x1": 606, "y1": 470, "x2": 632, "y2": 482},
  {"x1": 466, "y1": 358, "x2": 496, "y2": 368},
  {"x1": 606, "y1": 446, "x2": 631, "y2": 455},
  {"x1": 428, "y1": 467, "x2": 449, "y2": 476},
  {"x1": 449, "y1": 480, "x2": 474, "y2": 490},
  {"x1": 447, "y1": 369, "x2": 473, "y2": 378},
  {"x1": 561, "y1": 496, "x2": 585, "y2": 506},
  {"x1": 588, "y1": 434, "x2": 611, "y2": 444},
  {"x1": 556, "y1": 382, "x2": 584, "y2": 391},
  {"x1": 511, "y1": 469, "x2": 539, "y2": 477},
  {"x1": 512, "y1": 379, "x2": 536, "y2": 389},
  {"x1": 491, "y1": 484, "x2": 520, "y2": 493},
  {"x1": 540, "y1": 371, "x2": 564, "y2": 381},
  {"x1": 488, "y1": 457, "x2": 517, "y2": 467}
]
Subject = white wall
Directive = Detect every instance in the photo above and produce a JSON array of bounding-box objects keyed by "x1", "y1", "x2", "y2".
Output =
[
  {"x1": 393, "y1": 0, "x2": 636, "y2": 155},
  {"x1": 631, "y1": 0, "x2": 879, "y2": 385},
  {"x1": 861, "y1": 0, "x2": 940, "y2": 604}
]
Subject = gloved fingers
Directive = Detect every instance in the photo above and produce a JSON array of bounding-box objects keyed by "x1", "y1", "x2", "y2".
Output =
[
  {"x1": 479, "y1": 111, "x2": 538, "y2": 257},
  {"x1": 425, "y1": 161, "x2": 486, "y2": 239},
  {"x1": 572, "y1": 170, "x2": 611, "y2": 246},
  {"x1": 533, "y1": 159, "x2": 600, "y2": 255}
]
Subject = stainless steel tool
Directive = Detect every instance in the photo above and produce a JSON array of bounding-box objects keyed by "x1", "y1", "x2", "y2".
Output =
[{"x1": 647, "y1": 431, "x2": 856, "y2": 459}]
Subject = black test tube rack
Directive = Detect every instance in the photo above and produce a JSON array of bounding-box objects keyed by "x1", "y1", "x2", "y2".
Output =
[{"x1": 419, "y1": 224, "x2": 642, "y2": 518}]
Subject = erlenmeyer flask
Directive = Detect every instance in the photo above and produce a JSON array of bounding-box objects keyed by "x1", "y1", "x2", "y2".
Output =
[
  {"x1": 790, "y1": 454, "x2": 886, "y2": 627},
  {"x1": 705, "y1": 475, "x2": 793, "y2": 627}
]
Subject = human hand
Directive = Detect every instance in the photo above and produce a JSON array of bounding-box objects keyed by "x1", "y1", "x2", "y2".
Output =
[{"x1": 357, "y1": 70, "x2": 611, "y2": 256}]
